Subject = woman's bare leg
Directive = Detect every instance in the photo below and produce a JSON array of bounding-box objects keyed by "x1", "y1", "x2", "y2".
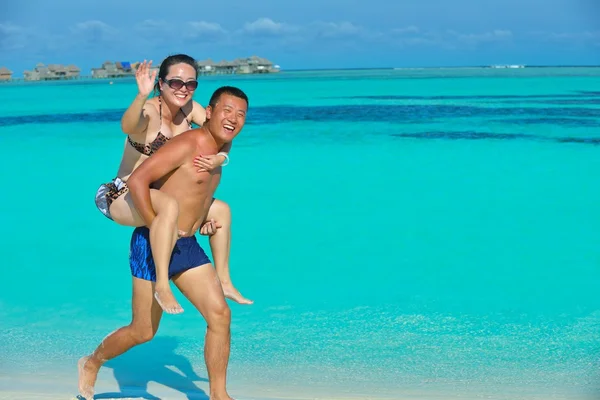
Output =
[
  {"x1": 109, "y1": 189, "x2": 183, "y2": 314},
  {"x1": 205, "y1": 199, "x2": 252, "y2": 305},
  {"x1": 77, "y1": 277, "x2": 163, "y2": 400}
]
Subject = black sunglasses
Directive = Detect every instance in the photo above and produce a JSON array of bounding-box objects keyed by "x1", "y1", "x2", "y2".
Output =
[{"x1": 162, "y1": 78, "x2": 198, "y2": 91}]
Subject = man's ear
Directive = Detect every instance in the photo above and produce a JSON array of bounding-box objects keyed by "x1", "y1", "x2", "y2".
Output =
[{"x1": 205, "y1": 105, "x2": 212, "y2": 120}]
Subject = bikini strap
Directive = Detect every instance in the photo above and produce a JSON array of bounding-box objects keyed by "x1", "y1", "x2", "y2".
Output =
[{"x1": 158, "y1": 95, "x2": 163, "y2": 126}]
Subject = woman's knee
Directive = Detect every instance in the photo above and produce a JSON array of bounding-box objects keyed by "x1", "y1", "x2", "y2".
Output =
[
  {"x1": 151, "y1": 191, "x2": 179, "y2": 218},
  {"x1": 109, "y1": 195, "x2": 143, "y2": 227},
  {"x1": 209, "y1": 199, "x2": 231, "y2": 222}
]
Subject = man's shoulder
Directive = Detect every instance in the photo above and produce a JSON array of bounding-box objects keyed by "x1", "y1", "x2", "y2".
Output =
[
  {"x1": 175, "y1": 127, "x2": 203, "y2": 138},
  {"x1": 185, "y1": 127, "x2": 218, "y2": 150},
  {"x1": 180, "y1": 126, "x2": 206, "y2": 139},
  {"x1": 157, "y1": 129, "x2": 201, "y2": 155},
  {"x1": 173, "y1": 127, "x2": 210, "y2": 147}
]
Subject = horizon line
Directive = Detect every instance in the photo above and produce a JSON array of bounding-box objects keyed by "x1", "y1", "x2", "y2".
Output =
[
  {"x1": 2, "y1": 64, "x2": 600, "y2": 80},
  {"x1": 283, "y1": 64, "x2": 600, "y2": 71}
]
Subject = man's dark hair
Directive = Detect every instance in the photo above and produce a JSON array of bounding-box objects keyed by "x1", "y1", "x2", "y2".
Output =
[{"x1": 208, "y1": 86, "x2": 249, "y2": 109}]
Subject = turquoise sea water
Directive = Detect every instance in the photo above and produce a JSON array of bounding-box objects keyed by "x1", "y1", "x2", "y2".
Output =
[{"x1": 0, "y1": 67, "x2": 599, "y2": 399}]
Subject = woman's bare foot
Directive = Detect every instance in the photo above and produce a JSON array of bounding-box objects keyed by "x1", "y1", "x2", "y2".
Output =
[
  {"x1": 77, "y1": 356, "x2": 98, "y2": 400},
  {"x1": 221, "y1": 282, "x2": 253, "y2": 305},
  {"x1": 154, "y1": 284, "x2": 184, "y2": 314}
]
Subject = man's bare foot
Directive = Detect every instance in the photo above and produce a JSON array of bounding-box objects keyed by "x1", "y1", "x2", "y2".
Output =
[
  {"x1": 210, "y1": 392, "x2": 234, "y2": 400},
  {"x1": 221, "y1": 282, "x2": 253, "y2": 305},
  {"x1": 154, "y1": 285, "x2": 184, "y2": 314},
  {"x1": 77, "y1": 356, "x2": 97, "y2": 400}
]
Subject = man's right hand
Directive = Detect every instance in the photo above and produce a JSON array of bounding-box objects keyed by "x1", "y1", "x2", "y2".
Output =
[{"x1": 199, "y1": 219, "x2": 222, "y2": 236}]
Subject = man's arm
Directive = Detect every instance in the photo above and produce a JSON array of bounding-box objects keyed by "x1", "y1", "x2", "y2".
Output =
[{"x1": 127, "y1": 134, "x2": 195, "y2": 226}]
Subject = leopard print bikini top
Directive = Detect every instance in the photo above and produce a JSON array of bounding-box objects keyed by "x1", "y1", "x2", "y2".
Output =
[{"x1": 127, "y1": 96, "x2": 193, "y2": 156}]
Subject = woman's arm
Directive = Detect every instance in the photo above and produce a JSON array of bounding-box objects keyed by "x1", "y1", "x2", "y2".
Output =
[
  {"x1": 121, "y1": 94, "x2": 150, "y2": 135},
  {"x1": 193, "y1": 140, "x2": 232, "y2": 172},
  {"x1": 121, "y1": 61, "x2": 156, "y2": 135},
  {"x1": 191, "y1": 100, "x2": 207, "y2": 127},
  {"x1": 217, "y1": 141, "x2": 232, "y2": 166}
]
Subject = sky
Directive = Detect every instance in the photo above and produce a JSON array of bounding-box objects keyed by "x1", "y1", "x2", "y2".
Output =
[{"x1": 1, "y1": 0, "x2": 599, "y2": 76}]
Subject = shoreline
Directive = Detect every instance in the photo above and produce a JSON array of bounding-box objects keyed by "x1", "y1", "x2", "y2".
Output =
[{"x1": 0, "y1": 374, "x2": 593, "y2": 400}]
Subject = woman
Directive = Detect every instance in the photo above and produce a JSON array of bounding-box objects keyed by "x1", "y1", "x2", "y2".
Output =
[{"x1": 95, "y1": 54, "x2": 251, "y2": 315}]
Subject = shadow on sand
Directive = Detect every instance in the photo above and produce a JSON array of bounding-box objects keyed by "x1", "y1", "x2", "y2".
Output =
[{"x1": 94, "y1": 336, "x2": 208, "y2": 400}]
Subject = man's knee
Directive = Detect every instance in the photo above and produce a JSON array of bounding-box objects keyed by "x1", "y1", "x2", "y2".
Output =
[
  {"x1": 128, "y1": 324, "x2": 156, "y2": 344},
  {"x1": 206, "y1": 300, "x2": 231, "y2": 330}
]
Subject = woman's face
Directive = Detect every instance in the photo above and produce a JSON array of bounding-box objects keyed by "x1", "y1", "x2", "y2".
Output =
[{"x1": 159, "y1": 63, "x2": 198, "y2": 108}]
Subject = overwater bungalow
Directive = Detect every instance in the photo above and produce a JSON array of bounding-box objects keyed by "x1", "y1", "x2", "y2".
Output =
[
  {"x1": 214, "y1": 60, "x2": 238, "y2": 75},
  {"x1": 24, "y1": 63, "x2": 81, "y2": 81},
  {"x1": 196, "y1": 58, "x2": 216, "y2": 75},
  {"x1": 0, "y1": 67, "x2": 12, "y2": 81},
  {"x1": 91, "y1": 61, "x2": 137, "y2": 79},
  {"x1": 242, "y1": 55, "x2": 280, "y2": 73},
  {"x1": 194, "y1": 55, "x2": 280, "y2": 75}
]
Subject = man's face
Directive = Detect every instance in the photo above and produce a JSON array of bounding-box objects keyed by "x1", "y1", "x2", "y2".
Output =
[{"x1": 205, "y1": 94, "x2": 247, "y2": 143}]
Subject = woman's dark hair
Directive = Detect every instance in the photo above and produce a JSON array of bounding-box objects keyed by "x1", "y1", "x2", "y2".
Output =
[{"x1": 153, "y1": 54, "x2": 198, "y2": 95}]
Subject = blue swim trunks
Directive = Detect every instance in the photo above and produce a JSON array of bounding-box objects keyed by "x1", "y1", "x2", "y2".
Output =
[{"x1": 129, "y1": 226, "x2": 211, "y2": 281}]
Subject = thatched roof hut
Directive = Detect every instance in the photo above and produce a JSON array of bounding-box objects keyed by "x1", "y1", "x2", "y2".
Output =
[
  {"x1": 23, "y1": 63, "x2": 81, "y2": 80},
  {"x1": 0, "y1": 67, "x2": 12, "y2": 81},
  {"x1": 91, "y1": 61, "x2": 135, "y2": 79}
]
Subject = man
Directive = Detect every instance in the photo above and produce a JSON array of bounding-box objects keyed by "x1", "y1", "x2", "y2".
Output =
[{"x1": 78, "y1": 86, "x2": 249, "y2": 400}]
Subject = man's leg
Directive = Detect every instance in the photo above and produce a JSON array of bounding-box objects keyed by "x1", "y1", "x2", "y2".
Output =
[
  {"x1": 206, "y1": 199, "x2": 252, "y2": 304},
  {"x1": 173, "y1": 264, "x2": 232, "y2": 400},
  {"x1": 78, "y1": 277, "x2": 163, "y2": 400}
]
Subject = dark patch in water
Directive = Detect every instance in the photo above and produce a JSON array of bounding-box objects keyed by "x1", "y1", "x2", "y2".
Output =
[
  {"x1": 391, "y1": 131, "x2": 600, "y2": 146},
  {"x1": 391, "y1": 131, "x2": 537, "y2": 141},
  {"x1": 0, "y1": 109, "x2": 124, "y2": 127},
  {"x1": 247, "y1": 104, "x2": 600, "y2": 125},
  {"x1": 496, "y1": 99, "x2": 600, "y2": 106},
  {"x1": 1, "y1": 104, "x2": 599, "y2": 132},
  {"x1": 338, "y1": 93, "x2": 598, "y2": 101},
  {"x1": 554, "y1": 137, "x2": 600, "y2": 145},
  {"x1": 496, "y1": 118, "x2": 600, "y2": 127},
  {"x1": 576, "y1": 91, "x2": 600, "y2": 96},
  {"x1": 532, "y1": 99, "x2": 600, "y2": 105}
]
